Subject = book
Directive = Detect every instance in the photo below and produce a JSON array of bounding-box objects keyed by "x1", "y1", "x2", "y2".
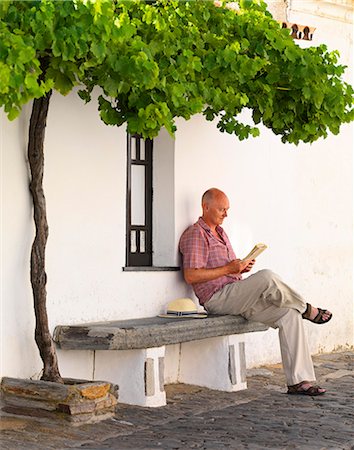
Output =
[{"x1": 242, "y1": 243, "x2": 267, "y2": 262}]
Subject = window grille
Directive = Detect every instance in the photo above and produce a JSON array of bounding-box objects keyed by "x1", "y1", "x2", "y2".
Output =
[{"x1": 126, "y1": 134, "x2": 153, "y2": 266}]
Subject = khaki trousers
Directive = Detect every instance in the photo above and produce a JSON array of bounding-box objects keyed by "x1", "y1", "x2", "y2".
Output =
[{"x1": 204, "y1": 269, "x2": 316, "y2": 385}]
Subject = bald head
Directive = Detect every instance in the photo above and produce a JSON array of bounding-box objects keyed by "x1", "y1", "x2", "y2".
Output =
[
  {"x1": 201, "y1": 188, "x2": 230, "y2": 229},
  {"x1": 202, "y1": 188, "x2": 227, "y2": 207}
]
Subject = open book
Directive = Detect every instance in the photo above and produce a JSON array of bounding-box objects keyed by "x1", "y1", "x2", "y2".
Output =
[{"x1": 242, "y1": 243, "x2": 267, "y2": 262}]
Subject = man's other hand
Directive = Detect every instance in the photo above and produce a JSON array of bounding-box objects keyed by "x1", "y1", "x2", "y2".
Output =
[
  {"x1": 227, "y1": 259, "x2": 255, "y2": 275},
  {"x1": 241, "y1": 259, "x2": 256, "y2": 273},
  {"x1": 227, "y1": 259, "x2": 248, "y2": 274}
]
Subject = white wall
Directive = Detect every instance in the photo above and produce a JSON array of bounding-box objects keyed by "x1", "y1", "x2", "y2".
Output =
[
  {"x1": 174, "y1": 109, "x2": 353, "y2": 366},
  {"x1": 172, "y1": 3, "x2": 354, "y2": 365},
  {"x1": 1, "y1": 104, "x2": 43, "y2": 378},
  {"x1": 1, "y1": 90, "x2": 188, "y2": 380},
  {"x1": 1, "y1": 3, "x2": 353, "y2": 380},
  {"x1": 43, "y1": 90, "x2": 189, "y2": 327},
  {"x1": 153, "y1": 128, "x2": 176, "y2": 266}
]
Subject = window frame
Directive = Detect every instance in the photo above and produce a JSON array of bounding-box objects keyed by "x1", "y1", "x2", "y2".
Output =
[{"x1": 126, "y1": 133, "x2": 153, "y2": 267}]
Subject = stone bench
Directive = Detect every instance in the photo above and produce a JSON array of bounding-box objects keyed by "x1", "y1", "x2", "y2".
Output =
[{"x1": 53, "y1": 315, "x2": 268, "y2": 407}]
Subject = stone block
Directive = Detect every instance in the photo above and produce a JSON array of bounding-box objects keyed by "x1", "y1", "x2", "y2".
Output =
[
  {"x1": 76, "y1": 382, "x2": 111, "y2": 400},
  {"x1": 54, "y1": 315, "x2": 268, "y2": 351},
  {"x1": 0, "y1": 377, "x2": 118, "y2": 425},
  {"x1": 145, "y1": 358, "x2": 155, "y2": 397}
]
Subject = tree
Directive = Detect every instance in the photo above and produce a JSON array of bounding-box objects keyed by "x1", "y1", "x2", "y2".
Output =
[{"x1": 1, "y1": 0, "x2": 353, "y2": 383}]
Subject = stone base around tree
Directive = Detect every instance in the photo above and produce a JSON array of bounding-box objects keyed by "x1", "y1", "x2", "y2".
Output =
[{"x1": 0, "y1": 377, "x2": 118, "y2": 425}]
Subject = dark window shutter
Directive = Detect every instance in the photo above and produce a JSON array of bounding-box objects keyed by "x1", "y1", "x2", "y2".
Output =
[{"x1": 126, "y1": 134, "x2": 153, "y2": 266}]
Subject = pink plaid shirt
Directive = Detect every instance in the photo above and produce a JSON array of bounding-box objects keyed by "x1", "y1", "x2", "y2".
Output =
[{"x1": 179, "y1": 217, "x2": 242, "y2": 305}]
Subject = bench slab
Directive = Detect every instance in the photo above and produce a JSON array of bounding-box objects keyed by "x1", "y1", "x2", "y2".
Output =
[{"x1": 53, "y1": 315, "x2": 268, "y2": 351}]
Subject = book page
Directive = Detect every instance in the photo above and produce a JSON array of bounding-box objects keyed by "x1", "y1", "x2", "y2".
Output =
[{"x1": 242, "y1": 243, "x2": 267, "y2": 262}]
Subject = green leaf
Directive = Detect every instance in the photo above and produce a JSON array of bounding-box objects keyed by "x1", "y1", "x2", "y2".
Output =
[
  {"x1": 284, "y1": 46, "x2": 298, "y2": 63},
  {"x1": 53, "y1": 72, "x2": 74, "y2": 95},
  {"x1": 302, "y1": 86, "x2": 312, "y2": 100},
  {"x1": 8, "y1": 106, "x2": 20, "y2": 121},
  {"x1": 78, "y1": 89, "x2": 91, "y2": 103},
  {"x1": 90, "y1": 41, "x2": 106, "y2": 63},
  {"x1": 266, "y1": 68, "x2": 280, "y2": 84},
  {"x1": 24, "y1": 73, "x2": 38, "y2": 90}
]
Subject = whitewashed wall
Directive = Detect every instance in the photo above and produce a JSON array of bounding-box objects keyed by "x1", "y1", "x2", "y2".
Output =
[
  {"x1": 1, "y1": 104, "x2": 40, "y2": 378},
  {"x1": 173, "y1": 1, "x2": 354, "y2": 366},
  {"x1": 1, "y1": 3, "x2": 353, "y2": 380},
  {"x1": 1, "y1": 92, "x2": 187, "y2": 380},
  {"x1": 174, "y1": 111, "x2": 353, "y2": 367}
]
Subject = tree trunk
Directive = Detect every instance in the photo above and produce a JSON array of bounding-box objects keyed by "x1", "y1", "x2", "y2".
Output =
[{"x1": 28, "y1": 91, "x2": 63, "y2": 383}]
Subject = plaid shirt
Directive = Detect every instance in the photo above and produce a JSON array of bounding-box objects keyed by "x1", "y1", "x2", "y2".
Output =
[{"x1": 179, "y1": 217, "x2": 242, "y2": 305}]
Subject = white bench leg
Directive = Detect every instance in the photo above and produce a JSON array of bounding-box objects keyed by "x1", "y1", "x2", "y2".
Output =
[
  {"x1": 177, "y1": 334, "x2": 247, "y2": 392},
  {"x1": 94, "y1": 346, "x2": 166, "y2": 407}
]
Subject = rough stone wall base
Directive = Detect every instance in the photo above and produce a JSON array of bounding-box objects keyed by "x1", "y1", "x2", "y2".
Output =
[{"x1": 0, "y1": 377, "x2": 118, "y2": 425}]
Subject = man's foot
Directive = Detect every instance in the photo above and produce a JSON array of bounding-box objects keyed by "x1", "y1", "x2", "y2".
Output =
[
  {"x1": 287, "y1": 381, "x2": 326, "y2": 396},
  {"x1": 302, "y1": 303, "x2": 332, "y2": 324}
]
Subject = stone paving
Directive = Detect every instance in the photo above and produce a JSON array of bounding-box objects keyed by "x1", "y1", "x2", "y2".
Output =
[{"x1": 1, "y1": 351, "x2": 353, "y2": 449}]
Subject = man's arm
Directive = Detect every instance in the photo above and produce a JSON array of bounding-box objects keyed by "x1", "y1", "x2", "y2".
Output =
[{"x1": 184, "y1": 259, "x2": 255, "y2": 285}]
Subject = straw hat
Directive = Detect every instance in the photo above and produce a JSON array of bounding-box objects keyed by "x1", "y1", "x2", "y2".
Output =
[{"x1": 158, "y1": 298, "x2": 208, "y2": 319}]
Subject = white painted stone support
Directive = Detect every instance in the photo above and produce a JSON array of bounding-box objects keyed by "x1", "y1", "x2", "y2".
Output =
[
  {"x1": 94, "y1": 346, "x2": 166, "y2": 407},
  {"x1": 177, "y1": 334, "x2": 247, "y2": 392}
]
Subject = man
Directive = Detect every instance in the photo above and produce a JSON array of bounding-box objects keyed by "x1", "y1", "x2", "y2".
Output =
[{"x1": 179, "y1": 188, "x2": 332, "y2": 396}]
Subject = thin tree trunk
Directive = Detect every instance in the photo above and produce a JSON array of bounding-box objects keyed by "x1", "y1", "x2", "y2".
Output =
[{"x1": 28, "y1": 91, "x2": 63, "y2": 383}]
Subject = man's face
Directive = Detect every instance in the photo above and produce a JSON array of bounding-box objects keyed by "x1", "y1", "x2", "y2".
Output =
[{"x1": 204, "y1": 193, "x2": 230, "y2": 227}]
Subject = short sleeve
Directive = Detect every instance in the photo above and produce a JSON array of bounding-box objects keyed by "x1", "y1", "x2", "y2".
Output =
[{"x1": 179, "y1": 225, "x2": 209, "y2": 269}]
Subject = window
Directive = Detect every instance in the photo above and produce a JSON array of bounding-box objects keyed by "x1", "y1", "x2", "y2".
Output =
[
  {"x1": 126, "y1": 134, "x2": 153, "y2": 267},
  {"x1": 125, "y1": 130, "x2": 178, "y2": 271}
]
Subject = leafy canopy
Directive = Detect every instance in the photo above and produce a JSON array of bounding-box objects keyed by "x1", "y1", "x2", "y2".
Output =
[{"x1": 0, "y1": 0, "x2": 353, "y2": 144}]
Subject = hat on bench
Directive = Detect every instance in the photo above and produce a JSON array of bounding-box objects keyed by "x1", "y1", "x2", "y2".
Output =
[{"x1": 158, "y1": 298, "x2": 207, "y2": 319}]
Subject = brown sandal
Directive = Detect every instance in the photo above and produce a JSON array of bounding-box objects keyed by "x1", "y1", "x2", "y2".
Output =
[
  {"x1": 287, "y1": 381, "x2": 326, "y2": 396},
  {"x1": 302, "y1": 303, "x2": 332, "y2": 324}
]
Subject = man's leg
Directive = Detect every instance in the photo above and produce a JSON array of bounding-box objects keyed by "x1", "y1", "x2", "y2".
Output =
[
  {"x1": 249, "y1": 306, "x2": 316, "y2": 385},
  {"x1": 205, "y1": 271, "x2": 318, "y2": 388},
  {"x1": 275, "y1": 309, "x2": 316, "y2": 385},
  {"x1": 254, "y1": 307, "x2": 325, "y2": 394},
  {"x1": 205, "y1": 269, "x2": 307, "y2": 318},
  {"x1": 207, "y1": 296, "x2": 317, "y2": 387}
]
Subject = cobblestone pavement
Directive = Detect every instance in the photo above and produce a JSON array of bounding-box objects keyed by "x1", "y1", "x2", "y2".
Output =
[{"x1": 1, "y1": 351, "x2": 353, "y2": 450}]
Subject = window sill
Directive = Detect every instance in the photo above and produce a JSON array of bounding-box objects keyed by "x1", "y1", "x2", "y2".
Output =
[{"x1": 122, "y1": 266, "x2": 180, "y2": 272}]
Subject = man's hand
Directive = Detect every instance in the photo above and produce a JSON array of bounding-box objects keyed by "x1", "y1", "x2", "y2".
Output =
[
  {"x1": 241, "y1": 259, "x2": 256, "y2": 273},
  {"x1": 226, "y1": 259, "x2": 255, "y2": 275}
]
